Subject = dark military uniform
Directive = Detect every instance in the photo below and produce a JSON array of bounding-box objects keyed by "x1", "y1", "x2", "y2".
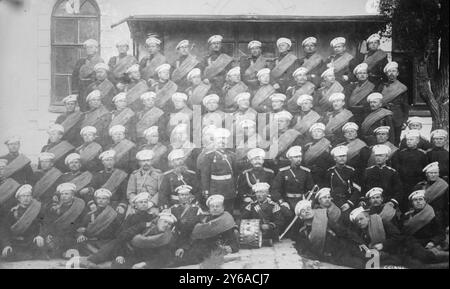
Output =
[
  {"x1": 325, "y1": 165, "x2": 361, "y2": 209},
  {"x1": 414, "y1": 179, "x2": 449, "y2": 228},
  {"x1": 108, "y1": 54, "x2": 138, "y2": 84},
  {"x1": 81, "y1": 106, "x2": 112, "y2": 148},
  {"x1": 87, "y1": 168, "x2": 128, "y2": 209},
  {"x1": 172, "y1": 54, "x2": 202, "y2": 92},
  {"x1": 324, "y1": 52, "x2": 354, "y2": 87},
  {"x1": 71, "y1": 55, "x2": 104, "y2": 112},
  {"x1": 86, "y1": 79, "x2": 118, "y2": 111},
  {"x1": 139, "y1": 52, "x2": 167, "y2": 82},
  {"x1": 241, "y1": 199, "x2": 284, "y2": 241},
  {"x1": 75, "y1": 141, "x2": 103, "y2": 173},
  {"x1": 200, "y1": 149, "x2": 237, "y2": 212},
  {"x1": 271, "y1": 51, "x2": 299, "y2": 93},
  {"x1": 361, "y1": 108, "x2": 396, "y2": 146},
  {"x1": 303, "y1": 140, "x2": 334, "y2": 187},
  {"x1": 399, "y1": 136, "x2": 432, "y2": 151},
  {"x1": 322, "y1": 110, "x2": 356, "y2": 145},
  {"x1": 109, "y1": 109, "x2": 138, "y2": 143},
  {"x1": 0, "y1": 201, "x2": 46, "y2": 261},
  {"x1": 337, "y1": 140, "x2": 371, "y2": 182},
  {"x1": 378, "y1": 80, "x2": 410, "y2": 144},
  {"x1": 271, "y1": 165, "x2": 315, "y2": 209},
  {"x1": 106, "y1": 140, "x2": 137, "y2": 174},
  {"x1": 149, "y1": 79, "x2": 178, "y2": 114},
  {"x1": 391, "y1": 148, "x2": 428, "y2": 210},
  {"x1": 236, "y1": 167, "x2": 275, "y2": 207},
  {"x1": 32, "y1": 168, "x2": 62, "y2": 206},
  {"x1": 426, "y1": 146, "x2": 449, "y2": 178},
  {"x1": 159, "y1": 168, "x2": 201, "y2": 209},
  {"x1": 201, "y1": 51, "x2": 235, "y2": 94},
  {"x1": 352, "y1": 49, "x2": 389, "y2": 85},
  {"x1": 0, "y1": 152, "x2": 34, "y2": 185},
  {"x1": 239, "y1": 54, "x2": 271, "y2": 91},
  {"x1": 297, "y1": 52, "x2": 325, "y2": 86},
  {"x1": 362, "y1": 165, "x2": 403, "y2": 209},
  {"x1": 41, "y1": 141, "x2": 75, "y2": 173},
  {"x1": 344, "y1": 80, "x2": 375, "y2": 125},
  {"x1": 55, "y1": 111, "x2": 83, "y2": 147}
]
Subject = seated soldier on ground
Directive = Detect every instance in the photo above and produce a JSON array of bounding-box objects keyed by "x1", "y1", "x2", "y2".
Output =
[{"x1": 364, "y1": 187, "x2": 401, "y2": 227}]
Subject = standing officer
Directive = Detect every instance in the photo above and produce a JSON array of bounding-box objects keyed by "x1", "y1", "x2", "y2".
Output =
[
  {"x1": 271, "y1": 37, "x2": 299, "y2": 93},
  {"x1": 200, "y1": 128, "x2": 237, "y2": 213}
]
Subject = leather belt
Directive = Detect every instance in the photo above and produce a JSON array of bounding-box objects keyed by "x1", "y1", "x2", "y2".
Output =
[{"x1": 211, "y1": 174, "x2": 232, "y2": 181}]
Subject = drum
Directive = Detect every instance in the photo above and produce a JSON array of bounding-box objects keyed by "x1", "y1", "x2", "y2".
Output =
[{"x1": 239, "y1": 219, "x2": 262, "y2": 248}]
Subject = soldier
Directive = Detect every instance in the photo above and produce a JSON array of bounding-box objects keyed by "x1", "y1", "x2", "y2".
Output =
[
  {"x1": 427, "y1": 129, "x2": 449, "y2": 179},
  {"x1": 286, "y1": 67, "x2": 316, "y2": 113},
  {"x1": 325, "y1": 146, "x2": 361, "y2": 217},
  {"x1": 41, "y1": 124, "x2": 75, "y2": 173},
  {"x1": 313, "y1": 68, "x2": 344, "y2": 114},
  {"x1": 123, "y1": 64, "x2": 149, "y2": 112},
  {"x1": 251, "y1": 68, "x2": 276, "y2": 113},
  {"x1": 81, "y1": 90, "x2": 112, "y2": 148},
  {"x1": 71, "y1": 39, "x2": 104, "y2": 112},
  {"x1": 233, "y1": 92, "x2": 257, "y2": 126},
  {"x1": 185, "y1": 68, "x2": 212, "y2": 108},
  {"x1": 242, "y1": 183, "x2": 284, "y2": 245},
  {"x1": 323, "y1": 92, "x2": 354, "y2": 145},
  {"x1": 265, "y1": 111, "x2": 302, "y2": 170},
  {"x1": 166, "y1": 92, "x2": 193, "y2": 138},
  {"x1": 325, "y1": 37, "x2": 354, "y2": 87},
  {"x1": 414, "y1": 162, "x2": 448, "y2": 228},
  {"x1": 235, "y1": 119, "x2": 267, "y2": 169},
  {"x1": 349, "y1": 207, "x2": 405, "y2": 267},
  {"x1": 32, "y1": 153, "x2": 63, "y2": 205},
  {"x1": 76, "y1": 126, "x2": 103, "y2": 173},
  {"x1": 75, "y1": 188, "x2": 122, "y2": 257},
  {"x1": 136, "y1": 92, "x2": 165, "y2": 146},
  {"x1": 86, "y1": 63, "x2": 117, "y2": 111},
  {"x1": 171, "y1": 40, "x2": 201, "y2": 92},
  {"x1": 271, "y1": 37, "x2": 298, "y2": 93},
  {"x1": 240, "y1": 40, "x2": 270, "y2": 91},
  {"x1": 194, "y1": 125, "x2": 217, "y2": 174},
  {"x1": 222, "y1": 67, "x2": 249, "y2": 112},
  {"x1": 291, "y1": 94, "x2": 321, "y2": 146},
  {"x1": 0, "y1": 185, "x2": 46, "y2": 261},
  {"x1": 159, "y1": 149, "x2": 200, "y2": 210},
  {"x1": 111, "y1": 212, "x2": 177, "y2": 269},
  {"x1": 84, "y1": 150, "x2": 128, "y2": 214},
  {"x1": 108, "y1": 40, "x2": 138, "y2": 85},
  {"x1": 126, "y1": 150, "x2": 163, "y2": 211},
  {"x1": 167, "y1": 124, "x2": 196, "y2": 169},
  {"x1": 169, "y1": 185, "x2": 203, "y2": 267},
  {"x1": 338, "y1": 122, "x2": 371, "y2": 180},
  {"x1": 55, "y1": 95, "x2": 83, "y2": 147},
  {"x1": 109, "y1": 93, "x2": 137, "y2": 143},
  {"x1": 312, "y1": 187, "x2": 343, "y2": 224},
  {"x1": 298, "y1": 37, "x2": 324, "y2": 86},
  {"x1": 150, "y1": 63, "x2": 178, "y2": 112},
  {"x1": 293, "y1": 200, "x2": 364, "y2": 268},
  {"x1": 364, "y1": 187, "x2": 400, "y2": 226},
  {"x1": 379, "y1": 61, "x2": 410, "y2": 144},
  {"x1": 360, "y1": 34, "x2": 389, "y2": 86},
  {"x1": 202, "y1": 94, "x2": 226, "y2": 128},
  {"x1": 43, "y1": 183, "x2": 86, "y2": 258},
  {"x1": 401, "y1": 190, "x2": 448, "y2": 265},
  {"x1": 367, "y1": 126, "x2": 399, "y2": 167},
  {"x1": 139, "y1": 36, "x2": 167, "y2": 82},
  {"x1": 185, "y1": 195, "x2": 239, "y2": 264},
  {"x1": 302, "y1": 123, "x2": 334, "y2": 186},
  {"x1": 399, "y1": 117, "x2": 432, "y2": 150},
  {"x1": 271, "y1": 146, "x2": 315, "y2": 210},
  {"x1": 362, "y1": 144, "x2": 403, "y2": 212},
  {"x1": 202, "y1": 35, "x2": 234, "y2": 94},
  {"x1": 391, "y1": 130, "x2": 428, "y2": 210},
  {"x1": 139, "y1": 126, "x2": 168, "y2": 172},
  {"x1": 269, "y1": 93, "x2": 287, "y2": 114},
  {"x1": 361, "y1": 92, "x2": 395, "y2": 146},
  {"x1": 345, "y1": 63, "x2": 375, "y2": 125},
  {"x1": 236, "y1": 148, "x2": 275, "y2": 208},
  {"x1": 106, "y1": 125, "x2": 136, "y2": 174},
  {"x1": 57, "y1": 153, "x2": 94, "y2": 204},
  {"x1": 200, "y1": 128, "x2": 237, "y2": 213},
  {"x1": 0, "y1": 136, "x2": 34, "y2": 185}
]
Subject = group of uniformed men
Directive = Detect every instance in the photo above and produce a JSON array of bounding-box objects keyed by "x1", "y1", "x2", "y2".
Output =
[{"x1": 0, "y1": 32, "x2": 448, "y2": 269}]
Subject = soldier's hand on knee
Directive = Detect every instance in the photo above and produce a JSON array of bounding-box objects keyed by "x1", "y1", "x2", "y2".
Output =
[
  {"x1": 280, "y1": 201, "x2": 290, "y2": 210},
  {"x1": 223, "y1": 246, "x2": 232, "y2": 254},
  {"x1": 2, "y1": 246, "x2": 12, "y2": 257},
  {"x1": 340, "y1": 203, "x2": 350, "y2": 212},
  {"x1": 89, "y1": 203, "x2": 97, "y2": 212},
  {"x1": 425, "y1": 242, "x2": 435, "y2": 249},
  {"x1": 175, "y1": 248, "x2": 185, "y2": 258},
  {"x1": 33, "y1": 236, "x2": 45, "y2": 247},
  {"x1": 116, "y1": 256, "x2": 125, "y2": 264}
]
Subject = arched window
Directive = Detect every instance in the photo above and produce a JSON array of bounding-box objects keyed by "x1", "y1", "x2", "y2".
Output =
[{"x1": 51, "y1": 0, "x2": 100, "y2": 106}]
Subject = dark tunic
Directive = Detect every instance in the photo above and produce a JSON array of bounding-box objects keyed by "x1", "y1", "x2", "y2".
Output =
[
  {"x1": 325, "y1": 165, "x2": 361, "y2": 208},
  {"x1": 241, "y1": 199, "x2": 284, "y2": 240},
  {"x1": 159, "y1": 168, "x2": 201, "y2": 209},
  {"x1": 236, "y1": 167, "x2": 275, "y2": 206},
  {"x1": 271, "y1": 165, "x2": 315, "y2": 207},
  {"x1": 0, "y1": 152, "x2": 34, "y2": 185},
  {"x1": 55, "y1": 111, "x2": 83, "y2": 147},
  {"x1": 363, "y1": 165, "x2": 403, "y2": 209},
  {"x1": 426, "y1": 146, "x2": 449, "y2": 178}
]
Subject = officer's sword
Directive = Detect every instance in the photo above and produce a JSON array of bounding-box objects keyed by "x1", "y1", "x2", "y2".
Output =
[{"x1": 279, "y1": 185, "x2": 319, "y2": 239}]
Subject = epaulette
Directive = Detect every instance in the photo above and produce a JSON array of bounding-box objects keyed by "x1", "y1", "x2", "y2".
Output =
[
  {"x1": 279, "y1": 166, "x2": 290, "y2": 172},
  {"x1": 300, "y1": 166, "x2": 311, "y2": 172},
  {"x1": 263, "y1": 167, "x2": 275, "y2": 174},
  {"x1": 344, "y1": 165, "x2": 355, "y2": 171},
  {"x1": 327, "y1": 166, "x2": 336, "y2": 171},
  {"x1": 366, "y1": 165, "x2": 376, "y2": 170},
  {"x1": 385, "y1": 165, "x2": 397, "y2": 172},
  {"x1": 242, "y1": 168, "x2": 252, "y2": 174},
  {"x1": 186, "y1": 169, "x2": 196, "y2": 174},
  {"x1": 272, "y1": 203, "x2": 281, "y2": 213},
  {"x1": 163, "y1": 169, "x2": 174, "y2": 175},
  {"x1": 426, "y1": 148, "x2": 433, "y2": 153},
  {"x1": 400, "y1": 148, "x2": 407, "y2": 152},
  {"x1": 418, "y1": 149, "x2": 426, "y2": 154}
]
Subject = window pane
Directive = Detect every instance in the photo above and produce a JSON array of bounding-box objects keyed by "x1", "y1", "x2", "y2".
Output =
[
  {"x1": 221, "y1": 42, "x2": 235, "y2": 58},
  {"x1": 53, "y1": 18, "x2": 78, "y2": 44},
  {"x1": 79, "y1": 0, "x2": 98, "y2": 15},
  {"x1": 53, "y1": 74, "x2": 71, "y2": 102},
  {"x1": 238, "y1": 43, "x2": 249, "y2": 58},
  {"x1": 53, "y1": 1, "x2": 71, "y2": 16},
  {"x1": 53, "y1": 46, "x2": 81, "y2": 74},
  {"x1": 79, "y1": 19, "x2": 99, "y2": 43}
]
